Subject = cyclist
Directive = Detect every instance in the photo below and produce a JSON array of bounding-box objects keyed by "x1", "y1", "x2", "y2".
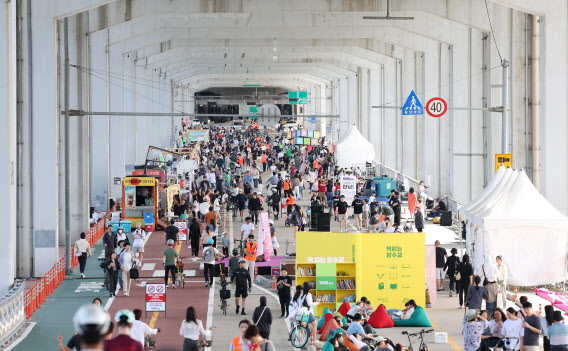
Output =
[
  {"x1": 231, "y1": 258, "x2": 252, "y2": 316},
  {"x1": 228, "y1": 249, "x2": 240, "y2": 276},
  {"x1": 203, "y1": 238, "x2": 224, "y2": 287},
  {"x1": 72, "y1": 304, "x2": 111, "y2": 350}
]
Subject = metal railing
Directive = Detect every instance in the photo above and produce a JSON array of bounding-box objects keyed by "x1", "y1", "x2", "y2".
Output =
[
  {"x1": 443, "y1": 195, "x2": 464, "y2": 224},
  {"x1": 0, "y1": 282, "x2": 25, "y2": 348}
]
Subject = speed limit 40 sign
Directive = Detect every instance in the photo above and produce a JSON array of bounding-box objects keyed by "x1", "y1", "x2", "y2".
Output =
[{"x1": 426, "y1": 97, "x2": 447, "y2": 118}]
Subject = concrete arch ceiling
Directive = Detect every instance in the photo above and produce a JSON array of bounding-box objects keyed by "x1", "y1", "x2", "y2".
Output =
[{"x1": 180, "y1": 74, "x2": 327, "y2": 90}]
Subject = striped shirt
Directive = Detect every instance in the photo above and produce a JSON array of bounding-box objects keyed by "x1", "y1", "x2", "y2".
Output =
[{"x1": 548, "y1": 322, "x2": 568, "y2": 346}]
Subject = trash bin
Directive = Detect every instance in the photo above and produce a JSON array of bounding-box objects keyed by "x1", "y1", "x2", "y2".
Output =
[
  {"x1": 143, "y1": 212, "x2": 154, "y2": 225},
  {"x1": 145, "y1": 224, "x2": 154, "y2": 232},
  {"x1": 109, "y1": 221, "x2": 119, "y2": 233}
]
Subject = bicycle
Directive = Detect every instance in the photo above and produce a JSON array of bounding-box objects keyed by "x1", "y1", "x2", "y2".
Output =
[
  {"x1": 289, "y1": 309, "x2": 310, "y2": 348},
  {"x1": 489, "y1": 337, "x2": 519, "y2": 351},
  {"x1": 233, "y1": 238, "x2": 245, "y2": 256},
  {"x1": 217, "y1": 261, "x2": 230, "y2": 316},
  {"x1": 176, "y1": 258, "x2": 185, "y2": 288},
  {"x1": 401, "y1": 329, "x2": 433, "y2": 351}
]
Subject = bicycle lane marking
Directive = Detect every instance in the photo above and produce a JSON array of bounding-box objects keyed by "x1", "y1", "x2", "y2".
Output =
[
  {"x1": 205, "y1": 277, "x2": 215, "y2": 351},
  {"x1": 430, "y1": 321, "x2": 461, "y2": 351},
  {"x1": 252, "y1": 282, "x2": 299, "y2": 351}
]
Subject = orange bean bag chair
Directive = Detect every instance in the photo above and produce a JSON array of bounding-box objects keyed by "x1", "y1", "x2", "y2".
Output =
[
  {"x1": 342, "y1": 335, "x2": 359, "y2": 351},
  {"x1": 367, "y1": 305, "x2": 394, "y2": 328},
  {"x1": 337, "y1": 301, "x2": 351, "y2": 316},
  {"x1": 318, "y1": 313, "x2": 335, "y2": 333},
  {"x1": 319, "y1": 319, "x2": 340, "y2": 341}
]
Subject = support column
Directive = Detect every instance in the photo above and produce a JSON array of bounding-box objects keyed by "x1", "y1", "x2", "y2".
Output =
[
  {"x1": 368, "y1": 68, "x2": 381, "y2": 161},
  {"x1": 135, "y1": 62, "x2": 147, "y2": 166},
  {"x1": 0, "y1": 0, "x2": 17, "y2": 293},
  {"x1": 124, "y1": 52, "x2": 136, "y2": 174},
  {"x1": 31, "y1": 3, "x2": 59, "y2": 275},
  {"x1": 359, "y1": 68, "x2": 370, "y2": 140}
]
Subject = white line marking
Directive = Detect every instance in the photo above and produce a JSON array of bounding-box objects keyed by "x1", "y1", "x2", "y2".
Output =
[
  {"x1": 153, "y1": 270, "x2": 165, "y2": 277},
  {"x1": 205, "y1": 277, "x2": 215, "y2": 351},
  {"x1": 183, "y1": 270, "x2": 196, "y2": 277},
  {"x1": 104, "y1": 295, "x2": 115, "y2": 311},
  {"x1": 199, "y1": 263, "x2": 204, "y2": 270},
  {"x1": 4, "y1": 322, "x2": 37, "y2": 351},
  {"x1": 141, "y1": 263, "x2": 155, "y2": 271}
]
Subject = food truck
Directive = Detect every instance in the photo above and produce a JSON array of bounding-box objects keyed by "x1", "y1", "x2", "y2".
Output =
[{"x1": 122, "y1": 176, "x2": 158, "y2": 231}]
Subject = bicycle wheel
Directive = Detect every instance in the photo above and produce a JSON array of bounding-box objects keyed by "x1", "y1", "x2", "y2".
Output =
[
  {"x1": 290, "y1": 326, "x2": 309, "y2": 348},
  {"x1": 181, "y1": 276, "x2": 185, "y2": 289},
  {"x1": 222, "y1": 300, "x2": 227, "y2": 316}
]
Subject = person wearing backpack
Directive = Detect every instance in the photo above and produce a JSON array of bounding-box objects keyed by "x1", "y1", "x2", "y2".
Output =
[
  {"x1": 457, "y1": 254, "x2": 474, "y2": 309},
  {"x1": 444, "y1": 248, "x2": 460, "y2": 297}
]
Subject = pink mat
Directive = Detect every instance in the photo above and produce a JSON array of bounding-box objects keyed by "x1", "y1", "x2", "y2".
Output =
[
  {"x1": 534, "y1": 288, "x2": 568, "y2": 315},
  {"x1": 220, "y1": 255, "x2": 284, "y2": 267}
]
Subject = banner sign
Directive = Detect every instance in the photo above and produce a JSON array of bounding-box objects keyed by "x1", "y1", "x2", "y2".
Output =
[{"x1": 340, "y1": 176, "x2": 357, "y2": 203}]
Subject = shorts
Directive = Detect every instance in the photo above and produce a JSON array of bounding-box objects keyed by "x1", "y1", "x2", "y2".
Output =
[
  {"x1": 235, "y1": 286, "x2": 248, "y2": 298},
  {"x1": 338, "y1": 214, "x2": 347, "y2": 222},
  {"x1": 436, "y1": 267, "x2": 445, "y2": 279},
  {"x1": 132, "y1": 246, "x2": 144, "y2": 253},
  {"x1": 307, "y1": 312, "x2": 316, "y2": 323},
  {"x1": 238, "y1": 204, "x2": 246, "y2": 211},
  {"x1": 250, "y1": 210, "x2": 259, "y2": 216}
]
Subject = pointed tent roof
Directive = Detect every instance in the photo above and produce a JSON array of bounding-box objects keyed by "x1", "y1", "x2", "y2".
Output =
[
  {"x1": 335, "y1": 124, "x2": 376, "y2": 168},
  {"x1": 483, "y1": 170, "x2": 568, "y2": 230},
  {"x1": 460, "y1": 165, "x2": 506, "y2": 216}
]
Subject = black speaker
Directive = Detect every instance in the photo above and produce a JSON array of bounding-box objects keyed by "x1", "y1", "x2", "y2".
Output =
[
  {"x1": 316, "y1": 212, "x2": 331, "y2": 232},
  {"x1": 440, "y1": 211, "x2": 452, "y2": 226}
]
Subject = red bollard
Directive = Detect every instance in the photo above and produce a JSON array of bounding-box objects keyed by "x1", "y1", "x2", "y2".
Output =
[
  {"x1": 272, "y1": 275, "x2": 276, "y2": 289},
  {"x1": 254, "y1": 267, "x2": 258, "y2": 280}
]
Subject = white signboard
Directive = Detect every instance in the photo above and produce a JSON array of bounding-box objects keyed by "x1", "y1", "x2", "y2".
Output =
[
  {"x1": 340, "y1": 175, "x2": 357, "y2": 203},
  {"x1": 146, "y1": 283, "x2": 166, "y2": 312},
  {"x1": 174, "y1": 221, "x2": 187, "y2": 241}
]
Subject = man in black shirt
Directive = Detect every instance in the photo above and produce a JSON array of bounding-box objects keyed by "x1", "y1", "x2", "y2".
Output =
[
  {"x1": 231, "y1": 259, "x2": 252, "y2": 315},
  {"x1": 248, "y1": 193, "x2": 261, "y2": 225},
  {"x1": 276, "y1": 268, "x2": 293, "y2": 318},
  {"x1": 435, "y1": 240, "x2": 448, "y2": 291},
  {"x1": 331, "y1": 193, "x2": 340, "y2": 221},
  {"x1": 433, "y1": 198, "x2": 447, "y2": 218},
  {"x1": 351, "y1": 195, "x2": 364, "y2": 231},
  {"x1": 269, "y1": 190, "x2": 281, "y2": 220},
  {"x1": 337, "y1": 195, "x2": 349, "y2": 232},
  {"x1": 390, "y1": 191, "x2": 401, "y2": 226},
  {"x1": 103, "y1": 225, "x2": 117, "y2": 259},
  {"x1": 164, "y1": 219, "x2": 179, "y2": 250}
]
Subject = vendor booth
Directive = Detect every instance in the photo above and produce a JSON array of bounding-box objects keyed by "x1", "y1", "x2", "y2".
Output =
[
  {"x1": 464, "y1": 170, "x2": 568, "y2": 286},
  {"x1": 296, "y1": 231, "x2": 425, "y2": 316},
  {"x1": 122, "y1": 176, "x2": 158, "y2": 230},
  {"x1": 335, "y1": 125, "x2": 375, "y2": 168}
]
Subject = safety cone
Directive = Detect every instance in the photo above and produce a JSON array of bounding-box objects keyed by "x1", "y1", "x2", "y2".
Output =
[
  {"x1": 272, "y1": 275, "x2": 276, "y2": 289},
  {"x1": 514, "y1": 287, "x2": 518, "y2": 302},
  {"x1": 309, "y1": 334, "x2": 314, "y2": 347},
  {"x1": 539, "y1": 304, "x2": 542, "y2": 316},
  {"x1": 254, "y1": 267, "x2": 258, "y2": 280}
]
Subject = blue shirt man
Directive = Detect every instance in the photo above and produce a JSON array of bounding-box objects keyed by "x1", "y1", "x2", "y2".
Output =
[{"x1": 549, "y1": 311, "x2": 568, "y2": 348}]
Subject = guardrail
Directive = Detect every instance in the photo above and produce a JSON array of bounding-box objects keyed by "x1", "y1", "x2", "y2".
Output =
[
  {"x1": 0, "y1": 282, "x2": 25, "y2": 348},
  {"x1": 443, "y1": 195, "x2": 464, "y2": 224},
  {"x1": 23, "y1": 203, "x2": 118, "y2": 319}
]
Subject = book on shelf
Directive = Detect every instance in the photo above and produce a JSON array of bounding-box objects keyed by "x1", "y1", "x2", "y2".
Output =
[
  {"x1": 340, "y1": 294, "x2": 356, "y2": 302},
  {"x1": 336, "y1": 279, "x2": 355, "y2": 289},
  {"x1": 297, "y1": 267, "x2": 315, "y2": 276},
  {"x1": 317, "y1": 294, "x2": 336, "y2": 303}
]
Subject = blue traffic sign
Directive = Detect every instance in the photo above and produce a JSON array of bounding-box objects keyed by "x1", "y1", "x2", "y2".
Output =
[
  {"x1": 311, "y1": 117, "x2": 316, "y2": 123},
  {"x1": 402, "y1": 90, "x2": 423, "y2": 115}
]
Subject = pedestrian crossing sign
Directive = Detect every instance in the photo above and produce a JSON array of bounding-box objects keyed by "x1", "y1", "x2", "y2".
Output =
[{"x1": 402, "y1": 90, "x2": 423, "y2": 115}]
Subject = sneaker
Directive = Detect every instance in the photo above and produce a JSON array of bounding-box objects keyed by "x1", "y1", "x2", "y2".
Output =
[
  {"x1": 205, "y1": 282, "x2": 209, "y2": 287},
  {"x1": 80, "y1": 274, "x2": 85, "y2": 278},
  {"x1": 172, "y1": 285, "x2": 176, "y2": 289},
  {"x1": 241, "y1": 310, "x2": 246, "y2": 315},
  {"x1": 124, "y1": 293, "x2": 129, "y2": 297},
  {"x1": 279, "y1": 315, "x2": 285, "y2": 319},
  {"x1": 236, "y1": 305, "x2": 240, "y2": 314},
  {"x1": 449, "y1": 291, "x2": 453, "y2": 297},
  {"x1": 110, "y1": 293, "x2": 113, "y2": 297}
]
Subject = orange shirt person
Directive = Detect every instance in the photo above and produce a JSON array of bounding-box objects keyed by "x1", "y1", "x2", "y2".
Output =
[{"x1": 238, "y1": 155, "x2": 244, "y2": 165}]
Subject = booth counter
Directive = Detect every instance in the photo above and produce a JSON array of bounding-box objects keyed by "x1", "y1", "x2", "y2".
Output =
[{"x1": 122, "y1": 176, "x2": 158, "y2": 229}]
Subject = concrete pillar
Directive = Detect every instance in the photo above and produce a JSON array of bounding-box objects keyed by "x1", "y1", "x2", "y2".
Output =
[
  {"x1": 382, "y1": 61, "x2": 397, "y2": 168},
  {"x1": 124, "y1": 53, "x2": 137, "y2": 174},
  {"x1": 0, "y1": 0, "x2": 17, "y2": 294},
  {"x1": 325, "y1": 85, "x2": 333, "y2": 140},
  {"x1": 108, "y1": 47, "x2": 125, "y2": 200},
  {"x1": 339, "y1": 77, "x2": 349, "y2": 140},
  {"x1": 30, "y1": 3, "x2": 61, "y2": 275},
  {"x1": 359, "y1": 68, "x2": 370, "y2": 140},
  {"x1": 368, "y1": 68, "x2": 381, "y2": 161},
  {"x1": 135, "y1": 62, "x2": 147, "y2": 166}
]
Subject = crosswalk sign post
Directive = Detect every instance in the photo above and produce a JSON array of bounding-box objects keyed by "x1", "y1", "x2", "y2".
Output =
[{"x1": 402, "y1": 90, "x2": 424, "y2": 115}]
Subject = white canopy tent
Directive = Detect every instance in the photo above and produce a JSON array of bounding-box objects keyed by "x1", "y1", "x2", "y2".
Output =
[
  {"x1": 468, "y1": 170, "x2": 568, "y2": 286},
  {"x1": 335, "y1": 124, "x2": 376, "y2": 168},
  {"x1": 459, "y1": 165, "x2": 507, "y2": 220}
]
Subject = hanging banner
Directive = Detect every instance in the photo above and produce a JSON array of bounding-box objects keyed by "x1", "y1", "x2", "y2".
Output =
[
  {"x1": 340, "y1": 175, "x2": 357, "y2": 204},
  {"x1": 125, "y1": 186, "x2": 136, "y2": 210},
  {"x1": 256, "y1": 212, "x2": 273, "y2": 260},
  {"x1": 166, "y1": 185, "x2": 180, "y2": 211},
  {"x1": 425, "y1": 246, "x2": 437, "y2": 304}
]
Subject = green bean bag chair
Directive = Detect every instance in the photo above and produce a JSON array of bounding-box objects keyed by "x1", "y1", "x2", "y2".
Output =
[
  {"x1": 322, "y1": 341, "x2": 335, "y2": 351},
  {"x1": 332, "y1": 311, "x2": 343, "y2": 318},
  {"x1": 327, "y1": 327, "x2": 346, "y2": 342},
  {"x1": 392, "y1": 306, "x2": 432, "y2": 327},
  {"x1": 317, "y1": 309, "x2": 333, "y2": 331}
]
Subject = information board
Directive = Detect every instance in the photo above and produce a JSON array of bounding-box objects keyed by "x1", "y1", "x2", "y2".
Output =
[
  {"x1": 146, "y1": 283, "x2": 166, "y2": 312},
  {"x1": 340, "y1": 175, "x2": 357, "y2": 203},
  {"x1": 174, "y1": 221, "x2": 187, "y2": 241}
]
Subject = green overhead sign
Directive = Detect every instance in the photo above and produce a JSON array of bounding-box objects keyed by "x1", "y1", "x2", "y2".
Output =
[
  {"x1": 249, "y1": 106, "x2": 259, "y2": 118},
  {"x1": 289, "y1": 91, "x2": 308, "y2": 104}
]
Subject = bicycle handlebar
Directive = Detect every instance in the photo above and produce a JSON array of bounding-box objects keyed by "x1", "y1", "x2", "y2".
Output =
[{"x1": 401, "y1": 329, "x2": 434, "y2": 336}]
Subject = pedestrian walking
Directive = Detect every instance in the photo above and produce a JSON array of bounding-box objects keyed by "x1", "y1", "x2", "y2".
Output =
[
  {"x1": 103, "y1": 225, "x2": 117, "y2": 259},
  {"x1": 179, "y1": 306, "x2": 214, "y2": 351},
  {"x1": 131, "y1": 223, "x2": 146, "y2": 267},
  {"x1": 119, "y1": 243, "x2": 135, "y2": 297},
  {"x1": 203, "y1": 238, "x2": 224, "y2": 287},
  {"x1": 130, "y1": 309, "x2": 159, "y2": 348},
  {"x1": 230, "y1": 320, "x2": 252, "y2": 351},
  {"x1": 189, "y1": 218, "x2": 201, "y2": 257},
  {"x1": 435, "y1": 240, "x2": 448, "y2": 291},
  {"x1": 74, "y1": 232, "x2": 92, "y2": 278},
  {"x1": 106, "y1": 252, "x2": 119, "y2": 297},
  {"x1": 163, "y1": 239, "x2": 178, "y2": 289},
  {"x1": 231, "y1": 258, "x2": 252, "y2": 315},
  {"x1": 457, "y1": 254, "x2": 474, "y2": 309},
  {"x1": 444, "y1": 248, "x2": 460, "y2": 297},
  {"x1": 105, "y1": 310, "x2": 144, "y2": 350},
  {"x1": 465, "y1": 276, "x2": 488, "y2": 310},
  {"x1": 276, "y1": 268, "x2": 292, "y2": 318},
  {"x1": 243, "y1": 325, "x2": 276, "y2": 351},
  {"x1": 252, "y1": 296, "x2": 273, "y2": 340}
]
